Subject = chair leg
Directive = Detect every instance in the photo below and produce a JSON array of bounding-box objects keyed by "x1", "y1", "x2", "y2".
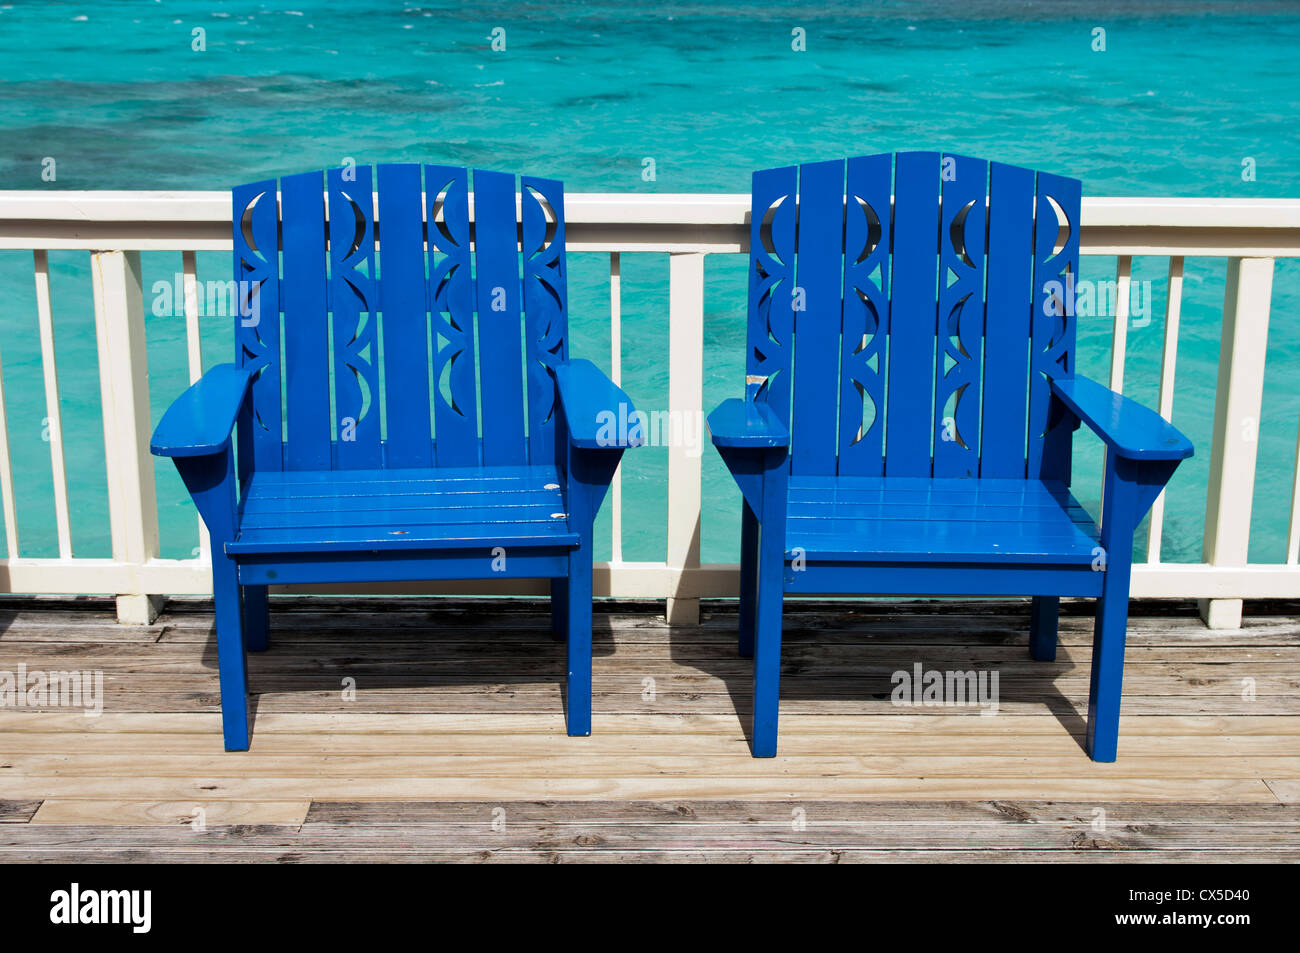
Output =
[
  {"x1": 1029, "y1": 596, "x2": 1058, "y2": 661},
  {"x1": 1086, "y1": 578, "x2": 1130, "y2": 763},
  {"x1": 564, "y1": 548, "x2": 593, "y2": 737},
  {"x1": 751, "y1": 528, "x2": 784, "y2": 758},
  {"x1": 1085, "y1": 454, "x2": 1146, "y2": 763},
  {"x1": 243, "y1": 585, "x2": 270, "y2": 652},
  {"x1": 212, "y1": 556, "x2": 250, "y2": 751},
  {"x1": 738, "y1": 501, "x2": 759, "y2": 658},
  {"x1": 550, "y1": 576, "x2": 569, "y2": 642}
]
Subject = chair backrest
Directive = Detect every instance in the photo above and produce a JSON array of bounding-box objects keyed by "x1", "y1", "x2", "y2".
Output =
[
  {"x1": 232, "y1": 164, "x2": 569, "y2": 474},
  {"x1": 747, "y1": 152, "x2": 1081, "y2": 482}
]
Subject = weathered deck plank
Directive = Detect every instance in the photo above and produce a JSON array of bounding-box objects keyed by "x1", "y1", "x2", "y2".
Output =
[
  {"x1": 0, "y1": 777, "x2": 1277, "y2": 803},
  {"x1": 30, "y1": 799, "x2": 311, "y2": 827},
  {"x1": 1, "y1": 799, "x2": 1297, "y2": 863}
]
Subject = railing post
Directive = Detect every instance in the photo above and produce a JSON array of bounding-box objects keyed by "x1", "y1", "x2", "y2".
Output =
[
  {"x1": 1199, "y1": 257, "x2": 1274, "y2": 629},
  {"x1": 665, "y1": 252, "x2": 704, "y2": 625},
  {"x1": 91, "y1": 250, "x2": 163, "y2": 624}
]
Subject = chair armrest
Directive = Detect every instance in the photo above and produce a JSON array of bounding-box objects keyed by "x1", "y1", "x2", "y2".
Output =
[
  {"x1": 1051, "y1": 375, "x2": 1192, "y2": 461},
  {"x1": 150, "y1": 364, "x2": 256, "y2": 458},
  {"x1": 553, "y1": 358, "x2": 639, "y2": 450},
  {"x1": 707, "y1": 398, "x2": 790, "y2": 448}
]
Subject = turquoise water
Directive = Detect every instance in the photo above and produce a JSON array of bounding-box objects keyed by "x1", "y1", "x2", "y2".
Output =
[{"x1": 1, "y1": 1, "x2": 1298, "y2": 566}]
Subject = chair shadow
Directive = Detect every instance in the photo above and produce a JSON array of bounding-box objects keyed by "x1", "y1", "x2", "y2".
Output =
[
  {"x1": 184, "y1": 596, "x2": 622, "y2": 745},
  {"x1": 670, "y1": 599, "x2": 1093, "y2": 757}
]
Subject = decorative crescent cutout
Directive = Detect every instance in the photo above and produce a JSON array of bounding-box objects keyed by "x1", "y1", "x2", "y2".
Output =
[
  {"x1": 759, "y1": 195, "x2": 789, "y2": 263},
  {"x1": 524, "y1": 186, "x2": 558, "y2": 255},
  {"x1": 949, "y1": 199, "x2": 978, "y2": 269},
  {"x1": 339, "y1": 190, "x2": 367, "y2": 259},
  {"x1": 1044, "y1": 194, "x2": 1071, "y2": 256},
  {"x1": 429, "y1": 178, "x2": 460, "y2": 249},
  {"x1": 852, "y1": 196, "x2": 883, "y2": 264},
  {"x1": 239, "y1": 190, "x2": 268, "y2": 256}
]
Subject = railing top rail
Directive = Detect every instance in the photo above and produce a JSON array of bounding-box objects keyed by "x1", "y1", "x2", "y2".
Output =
[
  {"x1": 4, "y1": 191, "x2": 1300, "y2": 224},
  {"x1": 1, "y1": 191, "x2": 1299, "y2": 255}
]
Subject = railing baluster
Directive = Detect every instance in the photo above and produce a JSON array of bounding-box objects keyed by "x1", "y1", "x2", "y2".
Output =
[
  {"x1": 609, "y1": 252, "x2": 623, "y2": 564},
  {"x1": 1099, "y1": 255, "x2": 1133, "y2": 528},
  {"x1": 34, "y1": 250, "x2": 72, "y2": 558},
  {"x1": 91, "y1": 250, "x2": 162, "y2": 623},
  {"x1": 1145, "y1": 256, "x2": 1184, "y2": 563},
  {"x1": 1200, "y1": 257, "x2": 1275, "y2": 628},
  {"x1": 1110, "y1": 255, "x2": 1132, "y2": 392},
  {"x1": 665, "y1": 252, "x2": 704, "y2": 625},
  {"x1": 1287, "y1": 410, "x2": 1300, "y2": 565},
  {"x1": 0, "y1": 340, "x2": 19, "y2": 559},
  {"x1": 181, "y1": 250, "x2": 209, "y2": 564},
  {"x1": 182, "y1": 251, "x2": 203, "y2": 382}
]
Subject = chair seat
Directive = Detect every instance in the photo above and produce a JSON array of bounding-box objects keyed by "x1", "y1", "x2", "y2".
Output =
[
  {"x1": 785, "y1": 475, "x2": 1100, "y2": 565},
  {"x1": 227, "y1": 465, "x2": 580, "y2": 555}
]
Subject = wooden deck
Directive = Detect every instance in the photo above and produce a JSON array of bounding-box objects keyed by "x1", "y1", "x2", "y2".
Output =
[{"x1": 1, "y1": 595, "x2": 1297, "y2": 862}]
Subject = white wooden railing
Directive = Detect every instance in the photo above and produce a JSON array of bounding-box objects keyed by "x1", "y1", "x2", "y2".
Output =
[{"x1": 1, "y1": 192, "x2": 1299, "y2": 628}]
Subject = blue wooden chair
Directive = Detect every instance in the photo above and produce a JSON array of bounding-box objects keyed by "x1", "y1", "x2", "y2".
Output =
[
  {"x1": 151, "y1": 165, "x2": 636, "y2": 750},
  {"x1": 708, "y1": 153, "x2": 1193, "y2": 761}
]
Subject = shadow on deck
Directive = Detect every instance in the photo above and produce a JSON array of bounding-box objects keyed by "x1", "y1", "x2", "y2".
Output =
[{"x1": 0, "y1": 595, "x2": 1297, "y2": 862}]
